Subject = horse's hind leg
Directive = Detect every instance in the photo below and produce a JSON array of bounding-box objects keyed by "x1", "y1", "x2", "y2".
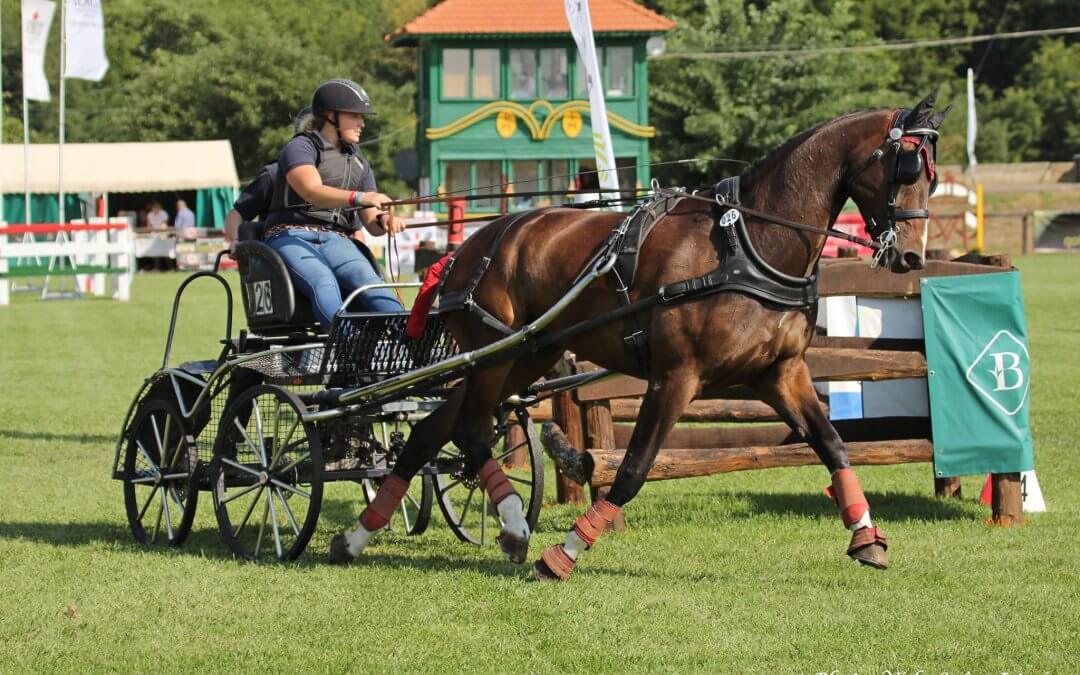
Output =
[
  {"x1": 329, "y1": 386, "x2": 467, "y2": 564},
  {"x1": 755, "y1": 357, "x2": 889, "y2": 569},
  {"x1": 534, "y1": 368, "x2": 699, "y2": 581}
]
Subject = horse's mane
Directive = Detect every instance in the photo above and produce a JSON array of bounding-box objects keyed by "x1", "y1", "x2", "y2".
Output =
[{"x1": 740, "y1": 107, "x2": 892, "y2": 185}]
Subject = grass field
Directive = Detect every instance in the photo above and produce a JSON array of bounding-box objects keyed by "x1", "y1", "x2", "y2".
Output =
[{"x1": 1, "y1": 257, "x2": 1077, "y2": 672}]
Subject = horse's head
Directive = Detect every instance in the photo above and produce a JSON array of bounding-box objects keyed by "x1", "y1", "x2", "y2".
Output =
[{"x1": 845, "y1": 91, "x2": 951, "y2": 272}]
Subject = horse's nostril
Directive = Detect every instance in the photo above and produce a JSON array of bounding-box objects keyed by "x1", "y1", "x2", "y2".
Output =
[{"x1": 903, "y1": 251, "x2": 924, "y2": 270}]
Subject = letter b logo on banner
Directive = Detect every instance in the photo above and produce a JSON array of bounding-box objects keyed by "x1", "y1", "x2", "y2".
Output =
[{"x1": 965, "y1": 330, "x2": 1030, "y2": 416}]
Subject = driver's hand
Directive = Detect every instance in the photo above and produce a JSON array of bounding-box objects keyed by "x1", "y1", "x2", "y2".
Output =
[{"x1": 370, "y1": 193, "x2": 403, "y2": 235}]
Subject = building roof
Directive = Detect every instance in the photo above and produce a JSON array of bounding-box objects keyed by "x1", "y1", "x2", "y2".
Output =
[
  {"x1": 389, "y1": 0, "x2": 675, "y2": 44},
  {"x1": 0, "y1": 141, "x2": 239, "y2": 193}
]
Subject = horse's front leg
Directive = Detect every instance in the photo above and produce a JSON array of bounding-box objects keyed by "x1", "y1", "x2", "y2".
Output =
[
  {"x1": 755, "y1": 356, "x2": 889, "y2": 569},
  {"x1": 534, "y1": 369, "x2": 699, "y2": 581}
]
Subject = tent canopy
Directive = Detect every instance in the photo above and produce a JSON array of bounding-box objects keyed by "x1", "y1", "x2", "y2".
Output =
[{"x1": 0, "y1": 141, "x2": 239, "y2": 193}]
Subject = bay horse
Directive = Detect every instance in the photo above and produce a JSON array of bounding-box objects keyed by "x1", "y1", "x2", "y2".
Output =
[{"x1": 330, "y1": 92, "x2": 950, "y2": 580}]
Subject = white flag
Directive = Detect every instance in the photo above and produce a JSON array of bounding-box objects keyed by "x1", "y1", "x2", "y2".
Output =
[
  {"x1": 21, "y1": 0, "x2": 56, "y2": 101},
  {"x1": 564, "y1": 0, "x2": 620, "y2": 194},
  {"x1": 966, "y1": 68, "x2": 977, "y2": 169},
  {"x1": 64, "y1": 0, "x2": 109, "y2": 81}
]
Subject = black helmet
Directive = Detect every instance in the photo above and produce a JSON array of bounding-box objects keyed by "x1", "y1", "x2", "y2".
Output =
[{"x1": 312, "y1": 79, "x2": 376, "y2": 117}]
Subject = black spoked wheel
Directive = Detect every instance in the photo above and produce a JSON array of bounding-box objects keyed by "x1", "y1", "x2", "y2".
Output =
[
  {"x1": 122, "y1": 400, "x2": 198, "y2": 547},
  {"x1": 210, "y1": 385, "x2": 322, "y2": 562},
  {"x1": 359, "y1": 417, "x2": 433, "y2": 535},
  {"x1": 434, "y1": 406, "x2": 544, "y2": 546}
]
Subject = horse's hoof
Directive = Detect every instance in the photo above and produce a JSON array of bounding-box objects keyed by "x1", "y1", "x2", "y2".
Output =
[
  {"x1": 532, "y1": 559, "x2": 564, "y2": 582},
  {"x1": 847, "y1": 527, "x2": 889, "y2": 569},
  {"x1": 850, "y1": 542, "x2": 889, "y2": 569},
  {"x1": 328, "y1": 533, "x2": 355, "y2": 565},
  {"x1": 497, "y1": 531, "x2": 529, "y2": 564}
]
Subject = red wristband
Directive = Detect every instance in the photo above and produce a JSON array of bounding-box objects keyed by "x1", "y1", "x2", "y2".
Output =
[{"x1": 348, "y1": 191, "x2": 359, "y2": 207}]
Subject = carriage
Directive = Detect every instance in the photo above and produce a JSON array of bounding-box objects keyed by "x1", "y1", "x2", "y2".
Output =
[{"x1": 109, "y1": 227, "x2": 549, "y2": 562}]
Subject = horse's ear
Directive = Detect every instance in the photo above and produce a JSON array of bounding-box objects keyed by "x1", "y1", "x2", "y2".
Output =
[
  {"x1": 907, "y1": 88, "x2": 939, "y2": 128},
  {"x1": 929, "y1": 104, "x2": 952, "y2": 130}
]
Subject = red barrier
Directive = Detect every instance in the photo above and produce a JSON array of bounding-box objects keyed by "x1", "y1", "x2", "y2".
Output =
[
  {"x1": 0, "y1": 223, "x2": 127, "y2": 235},
  {"x1": 447, "y1": 199, "x2": 465, "y2": 250}
]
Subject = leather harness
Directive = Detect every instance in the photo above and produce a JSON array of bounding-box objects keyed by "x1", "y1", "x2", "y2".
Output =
[{"x1": 434, "y1": 180, "x2": 818, "y2": 373}]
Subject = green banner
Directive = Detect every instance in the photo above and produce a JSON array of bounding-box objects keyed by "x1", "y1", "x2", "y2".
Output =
[{"x1": 921, "y1": 272, "x2": 1034, "y2": 477}]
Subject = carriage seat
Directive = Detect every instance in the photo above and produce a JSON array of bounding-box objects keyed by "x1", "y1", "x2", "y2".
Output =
[{"x1": 232, "y1": 222, "x2": 318, "y2": 333}]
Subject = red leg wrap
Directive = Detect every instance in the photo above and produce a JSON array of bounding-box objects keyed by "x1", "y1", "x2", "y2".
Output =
[
  {"x1": 540, "y1": 544, "x2": 576, "y2": 580},
  {"x1": 829, "y1": 468, "x2": 869, "y2": 527},
  {"x1": 359, "y1": 474, "x2": 409, "y2": 531},
  {"x1": 478, "y1": 458, "x2": 518, "y2": 506},
  {"x1": 572, "y1": 499, "x2": 623, "y2": 547}
]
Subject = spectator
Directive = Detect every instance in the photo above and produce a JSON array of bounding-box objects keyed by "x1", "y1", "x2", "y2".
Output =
[
  {"x1": 174, "y1": 200, "x2": 195, "y2": 230},
  {"x1": 146, "y1": 201, "x2": 170, "y2": 229}
]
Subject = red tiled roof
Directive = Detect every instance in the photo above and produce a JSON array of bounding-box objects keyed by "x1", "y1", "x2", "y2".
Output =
[{"x1": 389, "y1": 0, "x2": 675, "y2": 43}]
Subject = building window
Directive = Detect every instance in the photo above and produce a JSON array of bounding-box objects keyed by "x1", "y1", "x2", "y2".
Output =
[
  {"x1": 606, "y1": 46, "x2": 633, "y2": 96},
  {"x1": 472, "y1": 48, "x2": 501, "y2": 99},
  {"x1": 509, "y1": 49, "x2": 537, "y2": 100},
  {"x1": 443, "y1": 49, "x2": 470, "y2": 98},
  {"x1": 539, "y1": 49, "x2": 568, "y2": 99},
  {"x1": 444, "y1": 160, "x2": 471, "y2": 195},
  {"x1": 573, "y1": 46, "x2": 634, "y2": 98},
  {"x1": 474, "y1": 160, "x2": 502, "y2": 210},
  {"x1": 544, "y1": 160, "x2": 572, "y2": 194}
]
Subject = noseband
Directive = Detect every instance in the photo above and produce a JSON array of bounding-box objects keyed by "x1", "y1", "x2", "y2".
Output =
[{"x1": 846, "y1": 109, "x2": 939, "y2": 266}]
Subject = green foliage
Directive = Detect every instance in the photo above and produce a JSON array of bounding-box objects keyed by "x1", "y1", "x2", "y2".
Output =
[
  {"x1": 648, "y1": 0, "x2": 901, "y2": 185},
  {"x1": 1, "y1": 0, "x2": 419, "y2": 193},
  {"x1": 0, "y1": 0, "x2": 1073, "y2": 192}
]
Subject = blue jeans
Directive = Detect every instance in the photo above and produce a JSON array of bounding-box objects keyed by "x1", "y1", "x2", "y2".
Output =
[{"x1": 267, "y1": 229, "x2": 403, "y2": 328}]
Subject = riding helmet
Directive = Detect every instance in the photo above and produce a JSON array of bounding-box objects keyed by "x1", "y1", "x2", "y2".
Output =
[{"x1": 311, "y1": 79, "x2": 376, "y2": 117}]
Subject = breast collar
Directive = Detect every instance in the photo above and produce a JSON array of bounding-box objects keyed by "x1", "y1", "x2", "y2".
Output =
[{"x1": 657, "y1": 176, "x2": 818, "y2": 309}]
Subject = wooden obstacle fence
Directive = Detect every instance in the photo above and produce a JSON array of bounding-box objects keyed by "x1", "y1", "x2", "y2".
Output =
[{"x1": 533, "y1": 254, "x2": 1025, "y2": 527}]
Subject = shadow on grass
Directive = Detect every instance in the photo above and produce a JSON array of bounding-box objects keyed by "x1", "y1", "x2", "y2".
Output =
[
  {"x1": 0, "y1": 518, "x2": 526, "y2": 577},
  {"x1": 622, "y1": 490, "x2": 980, "y2": 529},
  {"x1": 0, "y1": 428, "x2": 115, "y2": 445}
]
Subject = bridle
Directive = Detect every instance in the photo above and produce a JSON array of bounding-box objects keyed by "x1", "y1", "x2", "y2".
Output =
[{"x1": 845, "y1": 109, "x2": 940, "y2": 266}]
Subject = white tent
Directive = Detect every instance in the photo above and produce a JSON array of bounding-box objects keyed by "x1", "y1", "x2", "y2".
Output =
[{"x1": 0, "y1": 140, "x2": 239, "y2": 193}]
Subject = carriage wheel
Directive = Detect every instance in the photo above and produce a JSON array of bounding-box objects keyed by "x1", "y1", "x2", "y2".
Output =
[
  {"x1": 122, "y1": 400, "x2": 198, "y2": 547},
  {"x1": 433, "y1": 406, "x2": 544, "y2": 546},
  {"x1": 360, "y1": 417, "x2": 433, "y2": 536},
  {"x1": 210, "y1": 385, "x2": 323, "y2": 562}
]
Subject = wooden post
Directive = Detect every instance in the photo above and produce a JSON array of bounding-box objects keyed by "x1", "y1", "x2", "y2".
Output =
[
  {"x1": 991, "y1": 472, "x2": 1024, "y2": 527},
  {"x1": 935, "y1": 477, "x2": 962, "y2": 499},
  {"x1": 550, "y1": 357, "x2": 587, "y2": 504},
  {"x1": 583, "y1": 399, "x2": 626, "y2": 531}
]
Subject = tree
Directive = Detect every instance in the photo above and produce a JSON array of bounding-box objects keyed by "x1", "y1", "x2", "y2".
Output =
[{"x1": 648, "y1": 0, "x2": 901, "y2": 186}]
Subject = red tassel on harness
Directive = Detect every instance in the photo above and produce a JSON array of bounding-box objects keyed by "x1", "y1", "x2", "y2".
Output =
[{"x1": 405, "y1": 253, "x2": 454, "y2": 340}]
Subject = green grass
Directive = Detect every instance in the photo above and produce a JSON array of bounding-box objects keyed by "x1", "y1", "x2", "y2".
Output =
[{"x1": 1, "y1": 259, "x2": 1078, "y2": 672}]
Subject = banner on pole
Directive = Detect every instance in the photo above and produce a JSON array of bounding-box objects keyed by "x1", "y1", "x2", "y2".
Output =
[
  {"x1": 64, "y1": 0, "x2": 109, "y2": 81},
  {"x1": 921, "y1": 272, "x2": 1035, "y2": 477},
  {"x1": 564, "y1": 0, "x2": 620, "y2": 194},
  {"x1": 966, "y1": 67, "x2": 977, "y2": 169},
  {"x1": 21, "y1": 0, "x2": 56, "y2": 102}
]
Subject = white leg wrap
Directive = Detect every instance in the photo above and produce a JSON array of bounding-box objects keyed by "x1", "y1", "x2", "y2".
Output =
[
  {"x1": 562, "y1": 531, "x2": 588, "y2": 561},
  {"x1": 345, "y1": 522, "x2": 377, "y2": 557},
  {"x1": 496, "y1": 494, "x2": 530, "y2": 540},
  {"x1": 850, "y1": 509, "x2": 874, "y2": 531}
]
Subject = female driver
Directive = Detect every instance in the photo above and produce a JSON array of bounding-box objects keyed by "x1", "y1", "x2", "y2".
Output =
[{"x1": 262, "y1": 78, "x2": 405, "y2": 327}]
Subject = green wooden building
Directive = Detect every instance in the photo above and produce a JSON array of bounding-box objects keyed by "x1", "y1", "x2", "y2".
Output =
[{"x1": 389, "y1": 0, "x2": 674, "y2": 213}]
